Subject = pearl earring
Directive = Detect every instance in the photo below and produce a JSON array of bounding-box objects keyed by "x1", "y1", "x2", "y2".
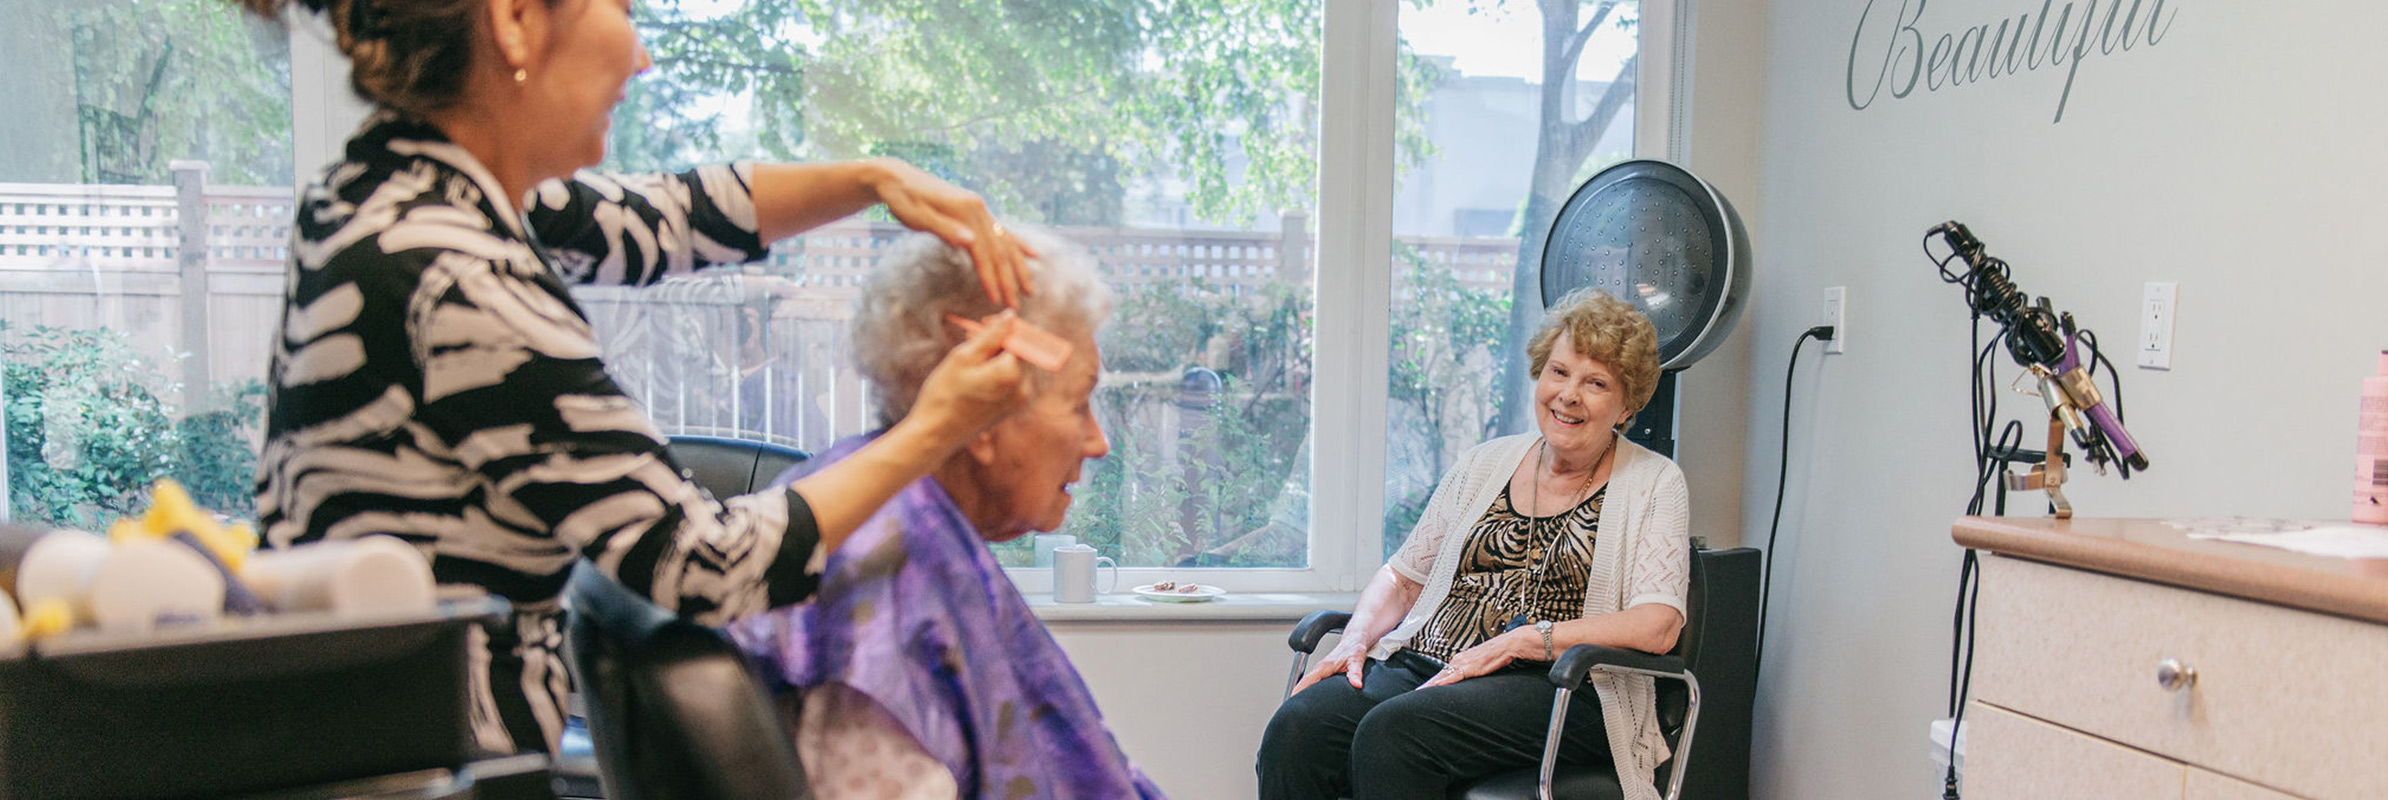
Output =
[{"x1": 513, "y1": 68, "x2": 528, "y2": 84}]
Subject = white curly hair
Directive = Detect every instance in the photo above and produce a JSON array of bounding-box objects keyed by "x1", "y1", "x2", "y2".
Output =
[{"x1": 852, "y1": 226, "x2": 1113, "y2": 428}]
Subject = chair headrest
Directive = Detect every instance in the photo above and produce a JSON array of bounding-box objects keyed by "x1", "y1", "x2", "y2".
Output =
[{"x1": 664, "y1": 436, "x2": 812, "y2": 499}]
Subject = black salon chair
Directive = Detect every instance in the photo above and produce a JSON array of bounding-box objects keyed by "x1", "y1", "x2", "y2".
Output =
[
  {"x1": 1285, "y1": 545, "x2": 1758, "y2": 800},
  {"x1": 554, "y1": 435, "x2": 814, "y2": 800},
  {"x1": 665, "y1": 434, "x2": 815, "y2": 504}
]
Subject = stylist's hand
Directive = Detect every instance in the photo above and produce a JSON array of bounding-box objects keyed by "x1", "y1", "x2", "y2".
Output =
[
  {"x1": 1291, "y1": 637, "x2": 1374, "y2": 694},
  {"x1": 868, "y1": 159, "x2": 1036, "y2": 308},
  {"x1": 909, "y1": 315, "x2": 1031, "y2": 447},
  {"x1": 1419, "y1": 628, "x2": 1536, "y2": 688}
]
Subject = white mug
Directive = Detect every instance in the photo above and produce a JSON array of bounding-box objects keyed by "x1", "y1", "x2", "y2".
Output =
[
  {"x1": 1051, "y1": 543, "x2": 1118, "y2": 603},
  {"x1": 1032, "y1": 533, "x2": 1077, "y2": 568}
]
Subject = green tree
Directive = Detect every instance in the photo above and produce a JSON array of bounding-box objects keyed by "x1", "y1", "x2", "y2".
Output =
[
  {"x1": 609, "y1": 0, "x2": 1439, "y2": 227},
  {"x1": 60, "y1": 0, "x2": 292, "y2": 185}
]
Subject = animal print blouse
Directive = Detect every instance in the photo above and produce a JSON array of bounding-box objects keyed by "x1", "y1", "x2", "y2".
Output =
[
  {"x1": 1407, "y1": 486, "x2": 1606, "y2": 662},
  {"x1": 256, "y1": 112, "x2": 821, "y2": 755}
]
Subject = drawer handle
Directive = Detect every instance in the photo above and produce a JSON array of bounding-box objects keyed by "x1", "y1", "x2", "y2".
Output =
[{"x1": 2155, "y1": 658, "x2": 2197, "y2": 692}]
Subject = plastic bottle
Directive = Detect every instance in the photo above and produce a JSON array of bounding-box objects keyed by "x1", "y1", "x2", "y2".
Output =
[
  {"x1": 239, "y1": 535, "x2": 434, "y2": 616},
  {"x1": 2357, "y1": 350, "x2": 2388, "y2": 524}
]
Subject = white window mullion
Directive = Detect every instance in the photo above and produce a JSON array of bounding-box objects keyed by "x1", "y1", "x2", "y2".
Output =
[
  {"x1": 1313, "y1": 0, "x2": 1398, "y2": 592},
  {"x1": 287, "y1": 12, "x2": 371, "y2": 189},
  {"x1": 1637, "y1": 0, "x2": 1691, "y2": 163}
]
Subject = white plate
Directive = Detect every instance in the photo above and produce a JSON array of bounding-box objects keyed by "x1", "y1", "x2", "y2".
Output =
[{"x1": 1131, "y1": 583, "x2": 1225, "y2": 603}]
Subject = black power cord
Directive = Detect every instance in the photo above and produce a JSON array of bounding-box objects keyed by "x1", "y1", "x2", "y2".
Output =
[{"x1": 1755, "y1": 324, "x2": 1835, "y2": 678}]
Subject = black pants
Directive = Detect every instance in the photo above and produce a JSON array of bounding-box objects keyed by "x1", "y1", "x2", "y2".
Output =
[{"x1": 1257, "y1": 649, "x2": 1613, "y2": 800}]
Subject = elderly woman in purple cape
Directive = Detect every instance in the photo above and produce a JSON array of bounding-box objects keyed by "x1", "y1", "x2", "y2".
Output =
[{"x1": 733, "y1": 228, "x2": 1164, "y2": 800}]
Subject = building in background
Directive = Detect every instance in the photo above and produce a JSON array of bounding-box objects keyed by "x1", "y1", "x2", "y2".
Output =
[{"x1": 1392, "y1": 55, "x2": 1634, "y2": 239}]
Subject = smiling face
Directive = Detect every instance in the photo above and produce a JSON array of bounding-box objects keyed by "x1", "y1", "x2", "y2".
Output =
[
  {"x1": 516, "y1": 0, "x2": 650, "y2": 176},
  {"x1": 961, "y1": 329, "x2": 1110, "y2": 541},
  {"x1": 1532, "y1": 332, "x2": 1634, "y2": 462}
]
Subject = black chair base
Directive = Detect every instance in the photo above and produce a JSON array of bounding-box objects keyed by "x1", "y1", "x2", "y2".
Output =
[
  {"x1": 1454, "y1": 767, "x2": 1626, "y2": 800},
  {"x1": 551, "y1": 719, "x2": 603, "y2": 799},
  {"x1": 1321, "y1": 767, "x2": 1628, "y2": 800}
]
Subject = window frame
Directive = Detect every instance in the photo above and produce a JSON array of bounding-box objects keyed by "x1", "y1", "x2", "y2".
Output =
[{"x1": 282, "y1": 0, "x2": 1682, "y2": 595}]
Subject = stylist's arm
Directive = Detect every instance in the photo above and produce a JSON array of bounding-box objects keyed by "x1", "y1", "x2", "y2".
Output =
[
  {"x1": 747, "y1": 160, "x2": 1037, "y2": 307},
  {"x1": 786, "y1": 316, "x2": 1028, "y2": 543},
  {"x1": 693, "y1": 162, "x2": 1041, "y2": 545}
]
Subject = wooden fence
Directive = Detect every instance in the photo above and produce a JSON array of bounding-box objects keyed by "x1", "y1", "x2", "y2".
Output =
[
  {"x1": 0, "y1": 169, "x2": 1517, "y2": 454},
  {"x1": 0, "y1": 163, "x2": 291, "y2": 398}
]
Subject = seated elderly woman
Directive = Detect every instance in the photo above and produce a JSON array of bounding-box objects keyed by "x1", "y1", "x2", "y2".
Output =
[
  {"x1": 733, "y1": 228, "x2": 1165, "y2": 800},
  {"x1": 1257, "y1": 288, "x2": 1690, "y2": 800}
]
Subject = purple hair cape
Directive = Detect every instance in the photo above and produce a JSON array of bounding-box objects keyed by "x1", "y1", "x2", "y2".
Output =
[{"x1": 731, "y1": 435, "x2": 1166, "y2": 800}]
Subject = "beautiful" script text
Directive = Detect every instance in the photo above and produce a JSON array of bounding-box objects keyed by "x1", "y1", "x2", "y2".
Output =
[{"x1": 1846, "y1": 0, "x2": 2179, "y2": 123}]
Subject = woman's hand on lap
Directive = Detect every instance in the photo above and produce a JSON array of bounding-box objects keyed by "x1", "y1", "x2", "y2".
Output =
[
  {"x1": 1421, "y1": 629, "x2": 1536, "y2": 687},
  {"x1": 868, "y1": 159, "x2": 1036, "y2": 307},
  {"x1": 1292, "y1": 639, "x2": 1372, "y2": 693}
]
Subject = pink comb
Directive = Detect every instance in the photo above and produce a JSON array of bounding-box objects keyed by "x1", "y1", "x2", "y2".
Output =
[{"x1": 944, "y1": 314, "x2": 1074, "y2": 372}]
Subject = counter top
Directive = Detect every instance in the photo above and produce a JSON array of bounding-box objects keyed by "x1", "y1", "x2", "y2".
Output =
[{"x1": 1953, "y1": 517, "x2": 2388, "y2": 625}]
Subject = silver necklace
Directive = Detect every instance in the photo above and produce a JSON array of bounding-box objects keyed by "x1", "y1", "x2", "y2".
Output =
[{"x1": 1512, "y1": 432, "x2": 1616, "y2": 629}]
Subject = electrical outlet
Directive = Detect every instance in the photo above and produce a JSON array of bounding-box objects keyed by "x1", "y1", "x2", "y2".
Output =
[
  {"x1": 2138, "y1": 281, "x2": 2175, "y2": 370},
  {"x1": 1822, "y1": 286, "x2": 1847, "y2": 354}
]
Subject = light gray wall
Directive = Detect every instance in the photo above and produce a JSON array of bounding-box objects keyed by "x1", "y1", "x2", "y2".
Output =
[
  {"x1": 1048, "y1": 621, "x2": 1312, "y2": 800},
  {"x1": 1676, "y1": 0, "x2": 1770, "y2": 553},
  {"x1": 1746, "y1": 1, "x2": 2388, "y2": 797}
]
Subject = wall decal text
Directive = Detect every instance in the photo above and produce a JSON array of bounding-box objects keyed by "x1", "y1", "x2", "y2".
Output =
[{"x1": 1846, "y1": 0, "x2": 2179, "y2": 123}]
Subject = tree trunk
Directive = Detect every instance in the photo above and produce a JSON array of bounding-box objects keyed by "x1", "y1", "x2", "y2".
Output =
[{"x1": 1494, "y1": 0, "x2": 1637, "y2": 436}]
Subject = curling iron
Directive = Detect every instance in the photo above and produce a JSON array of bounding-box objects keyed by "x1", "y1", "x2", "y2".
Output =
[{"x1": 1929, "y1": 221, "x2": 2148, "y2": 477}]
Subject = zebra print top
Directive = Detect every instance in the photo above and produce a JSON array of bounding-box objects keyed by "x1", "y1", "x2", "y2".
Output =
[
  {"x1": 1406, "y1": 486, "x2": 1604, "y2": 662},
  {"x1": 256, "y1": 112, "x2": 822, "y2": 755}
]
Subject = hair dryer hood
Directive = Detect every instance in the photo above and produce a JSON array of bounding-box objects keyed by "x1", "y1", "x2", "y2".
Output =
[{"x1": 1539, "y1": 159, "x2": 1751, "y2": 370}]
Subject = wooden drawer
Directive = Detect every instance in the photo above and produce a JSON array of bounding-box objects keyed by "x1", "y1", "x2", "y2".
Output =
[
  {"x1": 1974, "y1": 554, "x2": 2388, "y2": 799},
  {"x1": 1967, "y1": 701, "x2": 2181, "y2": 800}
]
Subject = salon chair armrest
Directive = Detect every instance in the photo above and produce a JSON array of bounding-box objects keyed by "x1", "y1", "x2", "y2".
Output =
[
  {"x1": 1283, "y1": 610, "x2": 1354, "y2": 699},
  {"x1": 1288, "y1": 610, "x2": 1352, "y2": 654},
  {"x1": 1541, "y1": 644, "x2": 1701, "y2": 800},
  {"x1": 1548, "y1": 644, "x2": 1686, "y2": 688}
]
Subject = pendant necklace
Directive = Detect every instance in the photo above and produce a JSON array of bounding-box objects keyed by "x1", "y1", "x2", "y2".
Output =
[{"x1": 1508, "y1": 432, "x2": 1615, "y2": 631}]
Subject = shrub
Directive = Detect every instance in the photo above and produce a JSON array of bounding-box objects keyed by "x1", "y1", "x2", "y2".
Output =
[{"x1": 2, "y1": 323, "x2": 264, "y2": 529}]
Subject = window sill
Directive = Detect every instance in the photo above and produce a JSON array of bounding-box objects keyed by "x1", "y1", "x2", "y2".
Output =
[{"x1": 1025, "y1": 591, "x2": 1359, "y2": 623}]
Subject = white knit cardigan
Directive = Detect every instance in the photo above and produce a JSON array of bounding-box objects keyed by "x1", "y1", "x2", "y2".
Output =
[{"x1": 1372, "y1": 433, "x2": 1692, "y2": 800}]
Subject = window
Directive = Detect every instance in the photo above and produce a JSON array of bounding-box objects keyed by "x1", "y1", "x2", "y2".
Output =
[
  {"x1": 1, "y1": 0, "x2": 291, "y2": 528},
  {"x1": 0, "y1": 0, "x2": 1662, "y2": 595},
  {"x1": 572, "y1": 0, "x2": 1653, "y2": 591},
  {"x1": 584, "y1": 0, "x2": 1325, "y2": 586},
  {"x1": 1383, "y1": 0, "x2": 1639, "y2": 560}
]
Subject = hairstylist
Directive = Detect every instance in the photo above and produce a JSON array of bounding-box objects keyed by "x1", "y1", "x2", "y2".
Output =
[{"x1": 231, "y1": 0, "x2": 1038, "y2": 756}]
